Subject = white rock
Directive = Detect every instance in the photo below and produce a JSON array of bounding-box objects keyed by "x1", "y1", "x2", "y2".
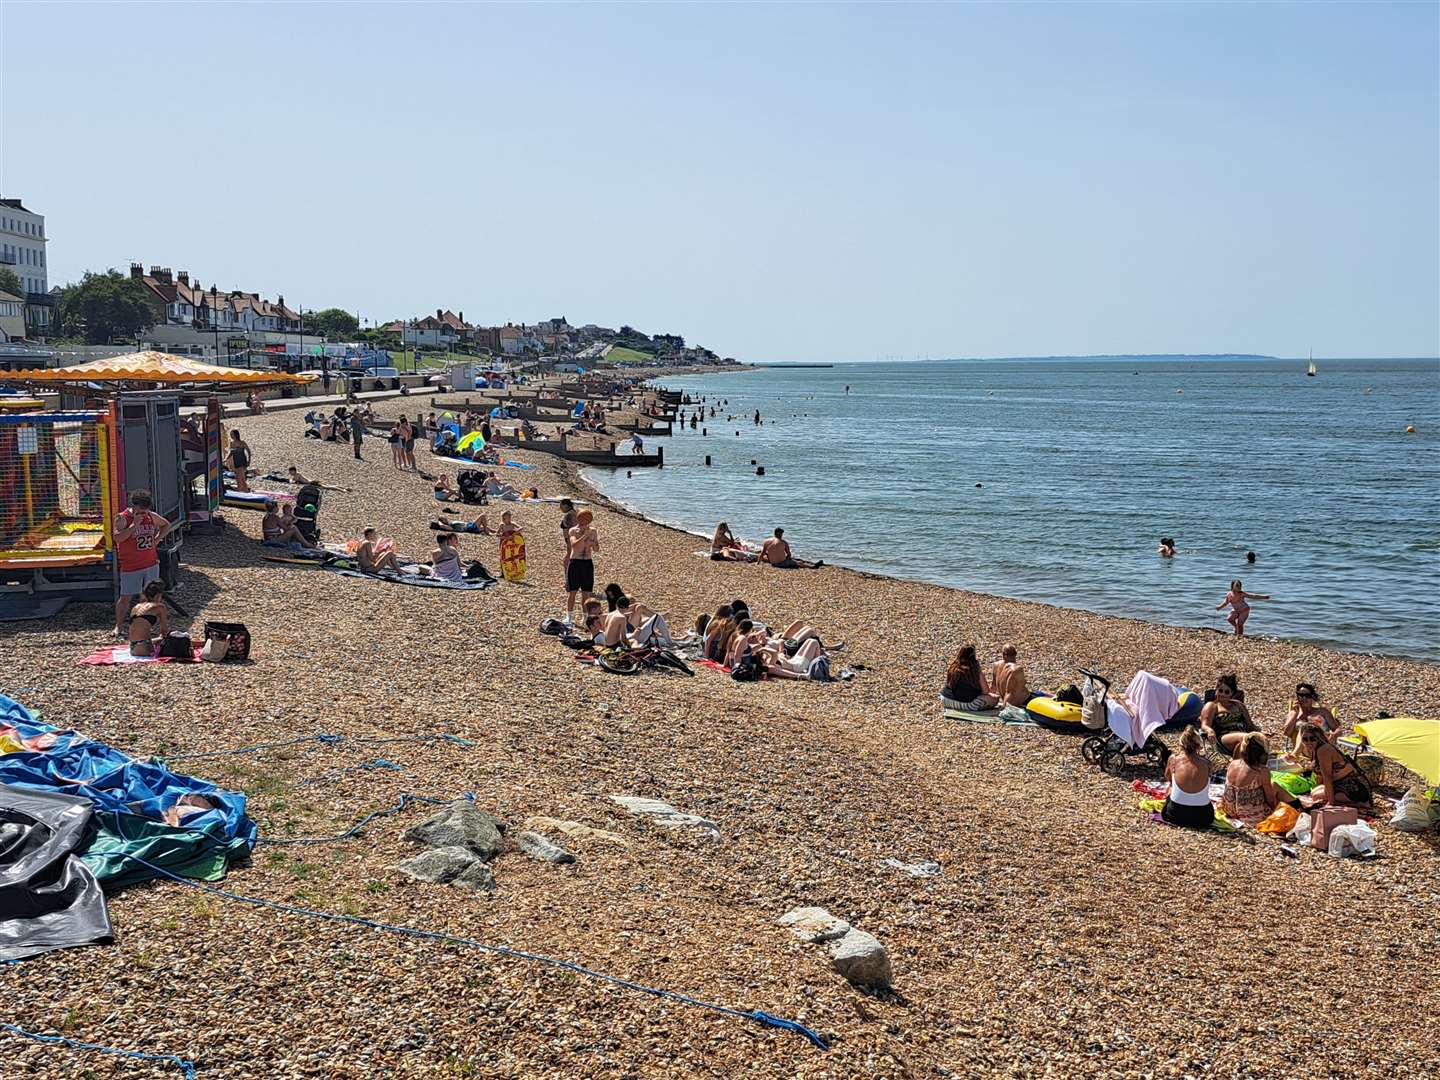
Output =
[
  {"x1": 608, "y1": 795, "x2": 719, "y2": 836},
  {"x1": 829, "y1": 929, "x2": 892, "y2": 989}
]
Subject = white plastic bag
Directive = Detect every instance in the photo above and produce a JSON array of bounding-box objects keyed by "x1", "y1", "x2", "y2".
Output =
[
  {"x1": 1390, "y1": 786, "x2": 1439, "y2": 833},
  {"x1": 1327, "y1": 821, "x2": 1377, "y2": 858},
  {"x1": 1287, "y1": 812, "x2": 1313, "y2": 847}
]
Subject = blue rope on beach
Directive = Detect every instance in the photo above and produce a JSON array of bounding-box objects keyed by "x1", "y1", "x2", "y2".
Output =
[
  {"x1": 159, "y1": 732, "x2": 474, "y2": 763},
  {"x1": 259, "y1": 792, "x2": 472, "y2": 846},
  {"x1": 116, "y1": 853, "x2": 829, "y2": 1051},
  {"x1": 0, "y1": 1021, "x2": 197, "y2": 1079}
]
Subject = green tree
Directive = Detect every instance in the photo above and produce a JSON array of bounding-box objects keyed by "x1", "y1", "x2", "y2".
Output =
[
  {"x1": 0, "y1": 267, "x2": 21, "y2": 297},
  {"x1": 303, "y1": 307, "x2": 359, "y2": 341},
  {"x1": 54, "y1": 270, "x2": 155, "y2": 344}
]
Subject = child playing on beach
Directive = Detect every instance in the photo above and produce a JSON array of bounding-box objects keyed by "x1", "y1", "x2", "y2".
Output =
[
  {"x1": 497, "y1": 511, "x2": 519, "y2": 544},
  {"x1": 1217, "y1": 579, "x2": 1270, "y2": 637}
]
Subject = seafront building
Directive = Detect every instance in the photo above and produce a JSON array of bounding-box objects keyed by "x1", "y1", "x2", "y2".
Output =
[{"x1": 0, "y1": 197, "x2": 51, "y2": 334}]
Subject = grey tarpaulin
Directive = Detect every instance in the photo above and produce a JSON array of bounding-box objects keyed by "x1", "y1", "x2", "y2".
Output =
[{"x1": 0, "y1": 783, "x2": 113, "y2": 961}]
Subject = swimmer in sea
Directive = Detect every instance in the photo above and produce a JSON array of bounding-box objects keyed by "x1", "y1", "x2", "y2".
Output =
[
  {"x1": 1158, "y1": 537, "x2": 1176, "y2": 558},
  {"x1": 1217, "y1": 579, "x2": 1270, "y2": 637}
]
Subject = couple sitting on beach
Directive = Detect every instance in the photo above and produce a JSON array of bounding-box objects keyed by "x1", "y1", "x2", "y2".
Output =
[
  {"x1": 942, "y1": 644, "x2": 1032, "y2": 712},
  {"x1": 344, "y1": 528, "x2": 492, "y2": 582},
  {"x1": 701, "y1": 600, "x2": 839, "y2": 680},
  {"x1": 711, "y1": 523, "x2": 823, "y2": 569}
]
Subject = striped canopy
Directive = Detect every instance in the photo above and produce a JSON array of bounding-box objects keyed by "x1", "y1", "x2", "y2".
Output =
[{"x1": 0, "y1": 351, "x2": 317, "y2": 388}]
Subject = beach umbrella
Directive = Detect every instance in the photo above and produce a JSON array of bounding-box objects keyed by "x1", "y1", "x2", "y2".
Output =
[
  {"x1": 456, "y1": 431, "x2": 485, "y2": 453},
  {"x1": 1352, "y1": 717, "x2": 1440, "y2": 786}
]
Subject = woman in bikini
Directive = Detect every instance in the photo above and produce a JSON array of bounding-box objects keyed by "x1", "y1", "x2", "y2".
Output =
[
  {"x1": 710, "y1": 522, "x2": 752, "y2": 561},
  {"x1": 1199, "y1": 673, "x2": 1256, "y2": 757},
  {"x1": 1282, "y1": 682, "x2": 1340, "y2": 757},
  {"x1": 127, "y1": 581, "x2": 170, "y2": 656},
  {"x1": 1299, "y1": 722, "x2": 1371, "y2": 808},
  {"x1": 226, "y1": 431, "x2": 252, "y2": 492},
  {"x1": 1216, "y1": 579, "x2": 1270, "y2": 637}
]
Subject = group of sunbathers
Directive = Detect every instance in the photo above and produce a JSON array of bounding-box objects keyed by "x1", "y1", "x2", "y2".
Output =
[{"x1": 699, "y1": 600, "x2": 840, "y2": 680}]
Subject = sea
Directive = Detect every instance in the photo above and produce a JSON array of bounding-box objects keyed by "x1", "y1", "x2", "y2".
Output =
[{"x1": 582, "y1": 357, "x2": 1440, "y2": 663}]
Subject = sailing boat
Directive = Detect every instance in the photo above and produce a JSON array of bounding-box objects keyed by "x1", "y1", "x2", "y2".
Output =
[{"x1": 1306, "y1": 349, "x2": 1317, "y2": 377}]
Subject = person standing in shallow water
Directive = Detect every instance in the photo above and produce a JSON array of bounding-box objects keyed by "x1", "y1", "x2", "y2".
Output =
[{"x1": 1217, "y1": 579, "x2": 1270, "y2": 637}]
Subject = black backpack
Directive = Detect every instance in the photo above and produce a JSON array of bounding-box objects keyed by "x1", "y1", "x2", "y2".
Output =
[{"x1": 731, "y1": 654, "x2": 762, "y2": 682}]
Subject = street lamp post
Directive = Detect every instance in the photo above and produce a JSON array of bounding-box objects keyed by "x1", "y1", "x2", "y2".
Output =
[{"x1": 209, "y1": 286, "x2": 219, "y2": 363}]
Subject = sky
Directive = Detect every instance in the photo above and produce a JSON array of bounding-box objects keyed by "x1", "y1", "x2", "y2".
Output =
[{"x1": 2, "y1": 2, "x2": 1436, "y2": 362}]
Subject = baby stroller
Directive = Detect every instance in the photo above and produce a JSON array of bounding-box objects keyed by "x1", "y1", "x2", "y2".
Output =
[
  {"x1": 457, "y1": 470, "x2": 488, "y2": 505},
  {"x1": 294, "y1": 483, "x2": 323, "y2": 545},
  {"x1": 1079, "y1": 670, "x2": 1171, "y2": 775}
]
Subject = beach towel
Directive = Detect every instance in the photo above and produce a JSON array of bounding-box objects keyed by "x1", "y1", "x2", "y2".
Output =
[
  {"x1": 222, "y1": 488, "x2": 293, "y2": 512},
  {"x1": 79, "y1": 643, "x2": 204, "y2": 665},
  {"x1": 696, "y1": 659, "x2": 731, "y2": 674},
  {"x1": 942, "y1": 699, "x2": 1036, "y2": 726},
  {"x1": 1122, "y1": 671, "x2": 1180, "y2": 743},
  {"x1": 435, "y1": 454, "x2": 535, "y2": 471},
  {"x1": 323, "y1": 565, "x2": 496, "y2": 590}
]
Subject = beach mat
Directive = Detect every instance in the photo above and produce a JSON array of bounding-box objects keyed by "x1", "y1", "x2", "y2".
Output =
[
  {"x1": 222, "y1": 489, "x2": 293, "y2": 511},
  {"x1": 80, "y1": 644, "x2": 204, "y2": 665},
  {"x1": 942, "y1": 703, "x2": 1036, "y2": 726},
  {"x1": 323, "y1": 565, "x2": 496, "y2": 590}
]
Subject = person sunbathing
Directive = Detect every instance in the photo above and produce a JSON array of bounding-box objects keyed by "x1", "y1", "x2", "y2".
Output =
[
  {"x1": 723, "y1": 619, "x2": 761, "y2": 668},
  {"x1": 702, "y1": 605, "x2": 737, "y2": 663},
  {"x1": 710, "y1": 521, "x2": 756, "y2": 561},
  {"x1": 761, "y1": 527, "x2": 823, "y2": 569},
  {"x1": 126, "y1": 581, "x2": 170, "y2": 657},
  {"x1": 286, "y1": 466, "x2": 313, "y2": 485},
  {"x1": 616, "y1": 595, "x2": 676, "y2": 646},
  {"x1": 1282, "y1": 682, "x2": 1340, "y2": 758},
  {"x1": 758, "y1": 636, "x2": 828, "y2": 680},
  {"x1": 432, "y1": 513, "x2": 492, "y2": 535},
  {"x1": 433, "y1": 474, "x2": 457, "y2": 502},
  {"x1": 776, "y1": 620, "x2": 842, "y2": 651},
  {"x1": 1298, "y1": 723, "x2": 1371, "y2": 808},
  {"x1": 1199, "y1": 674, "x2": 1256, "y2": 756},
  {"x1": 356, "y1": 527, "x2": 402, "y2": 574}
]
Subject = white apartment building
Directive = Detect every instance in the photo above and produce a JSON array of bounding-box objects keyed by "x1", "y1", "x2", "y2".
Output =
[{"x1": 0, "y1": 198, "x2": 49, "y2": 332}]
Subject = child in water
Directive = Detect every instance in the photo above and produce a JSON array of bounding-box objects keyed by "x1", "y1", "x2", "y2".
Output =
[{"x1": 1217, "y1": 579, "x2": 1271, "y2": 637}]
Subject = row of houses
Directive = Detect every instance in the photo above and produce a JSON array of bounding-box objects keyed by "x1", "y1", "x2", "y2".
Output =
[
  {"x1": 380, "y1": 312, "x2": 578, "y2": 356},
  {"x1": 128, "y1": 264, "x2": 303, "y2": 334}
]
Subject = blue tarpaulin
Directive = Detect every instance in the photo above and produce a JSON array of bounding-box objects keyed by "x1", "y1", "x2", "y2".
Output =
[{"x1": 0, "y1": 694, "x2": 255, "y2": 889}]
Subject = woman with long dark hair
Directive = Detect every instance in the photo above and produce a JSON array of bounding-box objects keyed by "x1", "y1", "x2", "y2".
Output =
[{"x1": 943, "y1": 644, "x2": 997, "y2": 711}]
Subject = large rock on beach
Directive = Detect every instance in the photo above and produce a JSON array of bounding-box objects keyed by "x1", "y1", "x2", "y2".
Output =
[
  {"x1": 779, "y1": 906, "x2": 892, "y2": 990},
  {"x1": 609, "y1": 795, "x2": 719, "y2": 837},
  {"x1": 515, "y1": 830, "x2": 576, "y2": 865},
  {"x1": 393, "y1": 845, "x2": 496, "y2": 892},
  {"x1": 405, "y1": 801, "x2": 505, "y2": 859},
  {"x1": 829, "y1": 928, "x2": 892, "y2": 990}
]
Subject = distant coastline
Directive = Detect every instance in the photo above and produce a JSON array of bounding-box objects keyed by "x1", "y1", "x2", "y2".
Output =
[{"x1": 945, "y1": 353, "x2": 1277, "y2": 361}]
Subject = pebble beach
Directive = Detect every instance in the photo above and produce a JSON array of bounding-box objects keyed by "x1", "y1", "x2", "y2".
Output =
[{"x1": 3, "y1": 392, "x2": 1437, "y2": 1079}]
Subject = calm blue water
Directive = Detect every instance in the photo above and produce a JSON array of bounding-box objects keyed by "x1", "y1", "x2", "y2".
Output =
[{"x1": 584, "y1": 358, "x2": 1440, "y2": 661}]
